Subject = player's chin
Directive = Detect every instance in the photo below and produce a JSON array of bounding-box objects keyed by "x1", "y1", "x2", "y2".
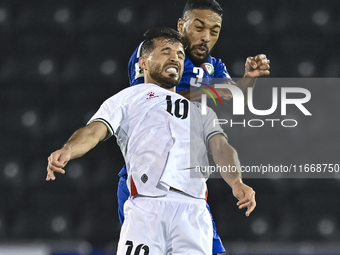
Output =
[
  {"x1": 191, "y1": 53, "x2": 209, "y2": 64},
  {"x1": 164, "y1": 72, "x2": 179, "y2": 80},
  {"x1": 164, "y1": 76, "x2": 181, "y2": 88}
]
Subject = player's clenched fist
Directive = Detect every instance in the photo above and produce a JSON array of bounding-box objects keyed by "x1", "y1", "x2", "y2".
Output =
[
  {"x1": 244, "y1": 54, "x2": 270, "y2": 78},
  {"x1": 46, "y1": 147, "x2": 70, "y2": 181}
]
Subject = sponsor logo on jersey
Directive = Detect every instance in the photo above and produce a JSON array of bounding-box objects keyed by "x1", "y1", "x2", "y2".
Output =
[
  {"x1": 146, "y1": 92, "x2": 159, "y2": 100},
  {"x1": 201, "y1": 63, "x2": 215, "y2": 75},
  {"x1": 141, "y1": 173, "x2": 148, "y2": 183}
]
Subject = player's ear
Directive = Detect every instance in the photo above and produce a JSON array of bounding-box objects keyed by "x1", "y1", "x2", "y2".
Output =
[
  {"x1": 177, "y1": 18, "x2": 185, "y2": 34},
  {"x1": 139, "y1": 56, "x2": 147, "y2": 70}
]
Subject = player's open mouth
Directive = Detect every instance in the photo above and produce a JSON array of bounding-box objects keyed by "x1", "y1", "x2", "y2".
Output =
[
  {"x1": 193, "y1": 45, "x2": 208, "y2": 56},
  {"x1": 165, "y1": 66, "x2": 179, "y2": 74},
  {"x1": 196, "y1": 48, "x2": 206, "y2": 55}
]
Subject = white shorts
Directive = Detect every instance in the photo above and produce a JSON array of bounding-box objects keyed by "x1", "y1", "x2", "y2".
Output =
[{"x1": 116, "y1": 190, "x2": 213, "y2": 255}]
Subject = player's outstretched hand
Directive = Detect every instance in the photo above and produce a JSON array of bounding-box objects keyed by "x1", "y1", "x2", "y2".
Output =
[
  {"x1": 244, "y1": 54, "x2": 270, "y2": 78},
  {"x1": 232, "y1": 181, "x2": 256, "y2": 217},
  {"x1": 46, "y1": 147, "x2": 70, "y2": 181}
]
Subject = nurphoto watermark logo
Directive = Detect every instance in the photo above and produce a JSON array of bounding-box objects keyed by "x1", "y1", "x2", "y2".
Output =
[
  {"x1": 198, "y1": 79, "x2": 312, "y2": 128},
  {"x1": 189, "y1": 78, "x2": 339, "y2": 179}
]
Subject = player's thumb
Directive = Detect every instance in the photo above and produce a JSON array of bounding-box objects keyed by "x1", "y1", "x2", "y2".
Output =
[{"x1": 250, "y1": 60, "x2": 257, "y2": 69}]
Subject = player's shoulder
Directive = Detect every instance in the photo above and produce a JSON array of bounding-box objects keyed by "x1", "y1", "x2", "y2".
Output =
[
  {"x1": 208, "y1": 55, "x2": 225, "y2": 67},
  {"x1": 190, "y1": 101, "x2": 213, "y2": 113},
  {"x1": 103, "y1": 84, "x2": 152, "y2": 109},
  {"x1": 120, "y1": 83, "x2": 158, "y2": 95},
  {"x1": 124, "y1": 83, "x2": 172, "y2": 99},
  {"x1": 208, "y1": 55, "x2": 233, "y2": 80},
  {"x1": 201, "y1": 56, "x2": 227, "y2": 76},
  {"x1": 190, "y1": 101, "x2": 218, "y2": 125},
  {"x1": 128, "y1": 42, "x2": 145, "y2": 86},
  {"x1": 191, "y1": 101, "x2": 201, "y2": 108},
  {"x1": 108, "y1": 83, "x2": 183, "y2": 106},
  {"x1": 106, "y1": 83, "x2": 147, "y2": 102}
]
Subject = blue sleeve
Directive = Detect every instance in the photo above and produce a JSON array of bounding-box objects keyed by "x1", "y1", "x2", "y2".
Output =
[
  {"x1": 213, "y1": 58, "x2": 233, "y2": 82},
  {"x1": 128, "y1": 42, "x2": 145, "y2": 86}
]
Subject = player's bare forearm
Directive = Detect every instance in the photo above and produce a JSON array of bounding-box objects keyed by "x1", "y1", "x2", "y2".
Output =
[
  {"x1": 209, "y1": 134, "x2": 242, "y2": 188},
  {"x1": 209, "y1": 134, "x2": 256, "y2": 216},
  {"x1": 63, "y1": 122, "x2": 107, "y2": 159},
  {"x1": 236, "y1": 54, "x2": 270, "y2": 101},
  {"x1": 46, "y1": 121, "x2": 108, "y2": 181},
  {"x1": 236, "y1": 77, "x2": 257, "y2": 102}
]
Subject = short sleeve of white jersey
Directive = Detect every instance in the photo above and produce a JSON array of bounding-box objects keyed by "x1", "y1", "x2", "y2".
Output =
[
  {"x1": 202, "y1": 106, "x2": 228, "y2": 153},
  {"x1": 87, "y1": 95, "x2": 125, "y2": 141}
]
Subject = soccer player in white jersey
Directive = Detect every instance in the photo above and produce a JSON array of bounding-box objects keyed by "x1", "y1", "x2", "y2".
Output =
[{"x1": 47, "y1": 27, "x2": 255, "y2": 255}]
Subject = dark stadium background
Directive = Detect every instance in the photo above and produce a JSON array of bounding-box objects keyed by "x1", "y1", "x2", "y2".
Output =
[{"x1": 0, "y1": 0, "x2": 339, "y2": 254}]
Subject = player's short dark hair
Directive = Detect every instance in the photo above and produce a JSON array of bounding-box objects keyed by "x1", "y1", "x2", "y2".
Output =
[
  {"x1": 141, "y1": 27, "x2": 183, "y2": 56},
  {"x1": 182, "y1": 0, "x2": 223, "y2": 20}
]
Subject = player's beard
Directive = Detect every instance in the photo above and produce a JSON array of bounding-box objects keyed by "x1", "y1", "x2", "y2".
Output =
[
  {"x1": 182, "y1": 31, "x2": 212, "y2": 66},
  {"x1": 149, "y1": 63, "x2": 182, "y2": 89}
]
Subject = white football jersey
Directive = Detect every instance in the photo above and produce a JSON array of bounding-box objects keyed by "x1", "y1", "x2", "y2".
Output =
[{"x1": 88, "y1": 83, "x2": 227, "y2": 199}]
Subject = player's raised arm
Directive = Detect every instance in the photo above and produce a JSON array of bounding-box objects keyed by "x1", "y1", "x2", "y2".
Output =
[
  {"x1": 46, "y1": 121, "x2": 108, "y2": 181},
  {"x1": 209, "y1": 134, "x2": 256, "y2": 216},
  {"x1": 235, "y1": 54, "x2": 270, "y2": 100}
]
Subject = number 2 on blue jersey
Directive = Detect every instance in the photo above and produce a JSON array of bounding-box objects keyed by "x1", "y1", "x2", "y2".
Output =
[{"x1": 190, "y1": 67, "x2": 204, "y2": 87}]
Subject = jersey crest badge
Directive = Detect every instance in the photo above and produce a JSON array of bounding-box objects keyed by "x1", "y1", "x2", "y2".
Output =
[{"x1": 201, "y1": 63, "x2": 215, "y2": 75}]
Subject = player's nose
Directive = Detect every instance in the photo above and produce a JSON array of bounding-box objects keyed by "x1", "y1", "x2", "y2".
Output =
[
  {"x1": 169, "y1": 52, "x2": 180, "y2": 62},
  {"x1": 200, "y1": 30, "x2": 210, "y2": 43}
]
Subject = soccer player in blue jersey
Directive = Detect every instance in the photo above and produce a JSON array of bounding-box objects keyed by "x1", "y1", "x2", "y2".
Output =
[{"x1": 119, "y1": 0, "x2": 268, "y2": 254}]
